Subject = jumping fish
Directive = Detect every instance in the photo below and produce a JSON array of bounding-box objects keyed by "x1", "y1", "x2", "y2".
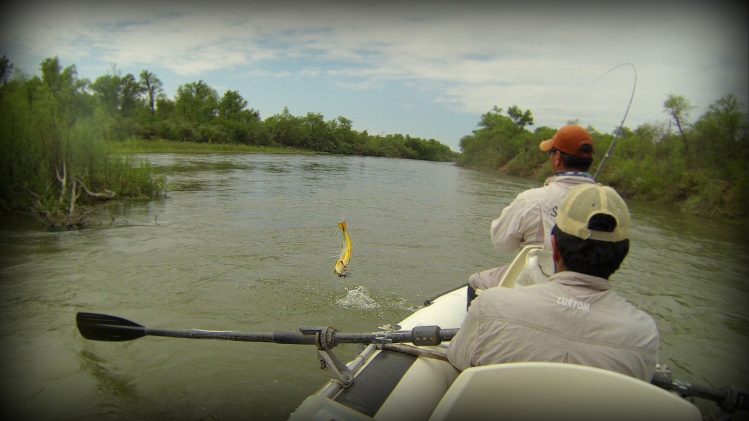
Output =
[{"x1": 334, "y1": 221, "x2": 352, "y2": 277}]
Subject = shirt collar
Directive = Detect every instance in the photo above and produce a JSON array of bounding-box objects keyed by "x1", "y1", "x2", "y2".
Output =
[
  {"x1": 548, "y1": 271, "x2": 610, "y2": 291},
  {"x1": 553, "y1": 171, "x2": 594, "y2": 178}
]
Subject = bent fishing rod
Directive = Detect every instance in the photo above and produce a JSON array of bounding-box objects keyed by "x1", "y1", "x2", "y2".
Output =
[{"x1": 592, "y1": 63, "x2": 638, "y2": 180}]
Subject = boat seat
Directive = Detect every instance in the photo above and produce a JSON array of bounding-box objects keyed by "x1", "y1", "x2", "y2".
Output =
[
  {"x1": 497, "y1": 245, "x2": 551, "y2": 289},
  {"x1": 429, "y1": 362, "x2": 701, "y2": 421}
]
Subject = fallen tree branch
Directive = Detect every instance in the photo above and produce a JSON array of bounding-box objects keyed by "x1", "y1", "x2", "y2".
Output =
[{"x1": 75, "y1": 178, "x2": 116, "y2": 199}]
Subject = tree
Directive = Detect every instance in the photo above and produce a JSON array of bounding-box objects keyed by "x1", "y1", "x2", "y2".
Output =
[
  {"x1": 218, "y1": 90, "x2": 248, "y2": 121},
  {"x1": 175, "y1": 80, "x2": 218, "y2": 124},
  {"x1": 139, "y1": 70, "x2": 163, "y2": 114},
  {"x1": 266, "y1": 106, "x2": 303, "y2": 147},
  {"x1": 90, "y1": 69, "x2": 144, "y2": 118},
  {"x1": 35, "y1": 57, "x2": 91, "y2": 157},
  {"x1": 693, "y1": 94, "x2": 748, "y2": 170},
  {"x1": 302, "y1": 112, "x2": 328, "y2": 150},
  {"x1": 330, "y1": 116, "x2": 355, "y2": 153},
  {"x1": 119, "y1": 73, "x2": 145, "y2": 117},
  {"x1": 0, "y1": 55, "x2": 13, "y2": 86},
  {"x1": 476, "y1": 105, "x2": 524, "y2": 137},
  {"x1": 478, "y1": 106, "x2": 504, "y2": 129},
  {"x1": 507, "y1": 105, "x2": 534, "y2": 130},
  {"x1": 91, "y1": 74, "x2": 121, "y2": 114},
  {"x1": 663, "y1": 93, "x2": 696, "y2": 168}
]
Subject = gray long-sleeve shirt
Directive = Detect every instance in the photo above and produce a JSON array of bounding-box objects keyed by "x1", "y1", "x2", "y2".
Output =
[{"x1": 448, "y1": 271, "x2": 660, "y2": 382}]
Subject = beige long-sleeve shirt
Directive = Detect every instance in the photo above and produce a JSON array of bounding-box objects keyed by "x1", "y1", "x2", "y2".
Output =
[
  {"x1": 448, "y1": 271, "x2": 660, "y2": 382},
  {"x1": 490, "y1": 173, "x2": 596, "y2": 253}
]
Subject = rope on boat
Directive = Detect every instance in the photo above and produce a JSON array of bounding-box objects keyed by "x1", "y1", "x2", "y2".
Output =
[{"x1": 381, "y1": 343, "x2": 449, "y2": 362}]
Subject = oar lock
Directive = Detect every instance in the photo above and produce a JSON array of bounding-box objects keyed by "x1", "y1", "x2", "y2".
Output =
[
  {"x1": 298, "y1": 324, "x2": 446, "y2": 388},
  {"x1": 300, "y1": 326, "x2": 354, "y2": 387},
  {"x1": 300, "y1": 326, "x2": 339, "y2": 350}
]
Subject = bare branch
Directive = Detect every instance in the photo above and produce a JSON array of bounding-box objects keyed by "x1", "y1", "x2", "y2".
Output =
[
  {"x1": 55, "y1": 162, "x2": 67, "y2": 203},
  {"x1": 75, "y1": 178, "x2": 116, "y2": 199},
  {"x1": 69, "y1": 179, "x2": 81, "y2": 215}
]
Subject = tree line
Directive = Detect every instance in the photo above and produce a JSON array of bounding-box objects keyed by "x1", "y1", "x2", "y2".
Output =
[
  {"x1": 457, "y1": 96, "x2": 749, "y2": 219},
  {"x1": 0, "y1": 55, "x2": 456, "y2": 225},
  {"x1": 4, "y1": 56, "x2": 456, "y2": 161},
  {"x1": 3, "y1": 54, "x2": 745, "y2": 223}
]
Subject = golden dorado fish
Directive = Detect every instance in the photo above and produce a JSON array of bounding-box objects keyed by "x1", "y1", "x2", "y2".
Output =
[{"x1": 334, "y1": 221, "x2": 352, "y2": 277}]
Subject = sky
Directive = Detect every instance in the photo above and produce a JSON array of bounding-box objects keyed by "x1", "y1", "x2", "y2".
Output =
[{"x1": 1, "y1": 0, "x2": 747, "y2": 152}]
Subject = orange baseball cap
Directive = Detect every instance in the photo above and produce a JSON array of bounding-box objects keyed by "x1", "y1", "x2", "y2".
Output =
[{"x1": 539, "y1": 125, "x2": 594, "y2": 158}]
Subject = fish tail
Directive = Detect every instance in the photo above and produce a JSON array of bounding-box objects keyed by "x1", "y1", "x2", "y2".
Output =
[{"x1": 338, "y1": 220, "x2": 347, "y2": 231}]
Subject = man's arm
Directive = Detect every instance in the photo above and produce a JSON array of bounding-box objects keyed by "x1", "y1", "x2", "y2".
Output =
[
  {"x1": 490, "y1": 196, "x2": 528, "y2": 254},
  {"x1": 447, "y1": 305, "x2": 481, "y2": 371}
]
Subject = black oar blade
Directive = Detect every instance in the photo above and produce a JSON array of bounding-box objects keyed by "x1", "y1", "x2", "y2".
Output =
[{"x1": 76, "y1": 312, "x2": 146, "y2": 342}]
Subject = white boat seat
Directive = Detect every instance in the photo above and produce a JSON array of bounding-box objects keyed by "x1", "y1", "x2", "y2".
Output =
[
  {"x1": 497, "y1": 245, "x2": 552, "y2": 289},
  {"x1": 429, "y1": 362, "x2": 701, "y2": 421}
]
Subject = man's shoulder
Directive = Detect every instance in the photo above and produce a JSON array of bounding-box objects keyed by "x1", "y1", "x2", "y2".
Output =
[
  {"x1": 516, "y1": 184, "x2": 553, "y2": 202},
  {"x1": 517, "y1": 176, "x2": 596, "y2": 203},
  {"x1": 478, "y1": 283, "x2": 559, "y2": 306}
]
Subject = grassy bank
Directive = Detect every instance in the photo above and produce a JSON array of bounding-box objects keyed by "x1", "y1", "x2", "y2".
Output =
[{"x1": 458, "y1": 99, "x2": 749, "y2": 221}]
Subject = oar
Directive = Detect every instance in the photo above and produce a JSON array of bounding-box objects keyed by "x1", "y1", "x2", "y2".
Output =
[
  {"x1": 78, "y1": 313, "x2": 748, "y2": 413},
  {"x1": 76, "y1": 312, "x2": 457, "y2": 349},
  {"x1": 651, "y1": 370, "x2": 749, "y2": 413}
]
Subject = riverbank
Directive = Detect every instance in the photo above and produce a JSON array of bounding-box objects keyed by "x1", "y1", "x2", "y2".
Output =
[
  {"x1": 118, "y1": 139, "x2": 748, "y2": 227},
  {"x1": 109, "y1": 138, "x2": 318, "y2": 155}
]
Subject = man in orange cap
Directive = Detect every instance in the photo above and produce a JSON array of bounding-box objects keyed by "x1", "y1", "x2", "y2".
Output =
[{"x1": 467, "y1": 125, "x2": 597, "y2": 305}]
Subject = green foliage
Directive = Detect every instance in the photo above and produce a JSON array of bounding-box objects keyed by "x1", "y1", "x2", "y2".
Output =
[
  {"x1": 459, "y1": 98, "x2": 749, "y2": 219},
  {"x1": 175, "y1": 80, "x2": 219, "y2": 124},
  {"x1": 102, "y1": 156, "x2": 167, "y2": 198},
  {"x1": 4, "y1": 55, "x2": 745, "y2": 222},
  {"x1": 0, "y1": 56, "x2": 166, "y2": 222},
  {"x1": 1, "y1": 55, "x2": 458, "y2": 219}
]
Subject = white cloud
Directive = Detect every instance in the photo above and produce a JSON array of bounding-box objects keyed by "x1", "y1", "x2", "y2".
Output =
[{"x1": 2, "y1": 0, "x2": 747, "y2": 149}]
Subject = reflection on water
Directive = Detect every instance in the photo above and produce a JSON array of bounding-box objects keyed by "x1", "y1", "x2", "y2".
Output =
[{"x1": 1, "y1": 153, "x2": 747, "y2": 419}]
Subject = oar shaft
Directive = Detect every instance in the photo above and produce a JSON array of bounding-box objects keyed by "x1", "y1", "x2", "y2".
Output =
[
  {"x1": 143, "y1": 327, "x2": 318, "y2": 344},
  {"x1": 140, "y1": 327, "x2": 459, "y2": 346},
  {"x1": 652, "y1": 371, "x2": 749, "y2": 412},
  {"x1": 77, "y1": 313, "x2": 460, "y2": 347}
]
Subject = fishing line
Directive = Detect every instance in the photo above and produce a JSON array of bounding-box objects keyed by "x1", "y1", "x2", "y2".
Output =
[{"x1": 589, "y1": 62, "x2": 637, "y2": 180}]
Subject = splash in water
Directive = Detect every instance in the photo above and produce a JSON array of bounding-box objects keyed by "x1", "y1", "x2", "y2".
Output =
[{"x1": 336, "y1": 286, "x2": 380, "y2": 310}]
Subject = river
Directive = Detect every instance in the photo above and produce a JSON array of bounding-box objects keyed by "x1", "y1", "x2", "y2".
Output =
[{"x1": 1, "y1": 153, "x2": 747, "y2": 420}]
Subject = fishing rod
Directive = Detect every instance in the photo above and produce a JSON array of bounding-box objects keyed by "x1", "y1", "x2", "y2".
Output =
[{"x1": 591, "y1": 63, "x2": 638, "y2": 180}]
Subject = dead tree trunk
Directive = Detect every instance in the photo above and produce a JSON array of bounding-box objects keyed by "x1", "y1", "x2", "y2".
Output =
[
  {"x1": 68, "y1": 179, "x2": 80, "y2": 216},
  {"x1": 55, "y1": 162, "x2": 67, "y2": 203}
]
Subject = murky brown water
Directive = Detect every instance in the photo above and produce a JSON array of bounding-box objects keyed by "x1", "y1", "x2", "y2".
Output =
[{"x1": 1, "y1": 153, "x2": 747, "y2": 419}]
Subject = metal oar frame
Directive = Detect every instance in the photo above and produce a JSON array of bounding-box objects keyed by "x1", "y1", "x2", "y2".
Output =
[{"x1": 300, "y1": 325, "x2": 449, "y2": 387}]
